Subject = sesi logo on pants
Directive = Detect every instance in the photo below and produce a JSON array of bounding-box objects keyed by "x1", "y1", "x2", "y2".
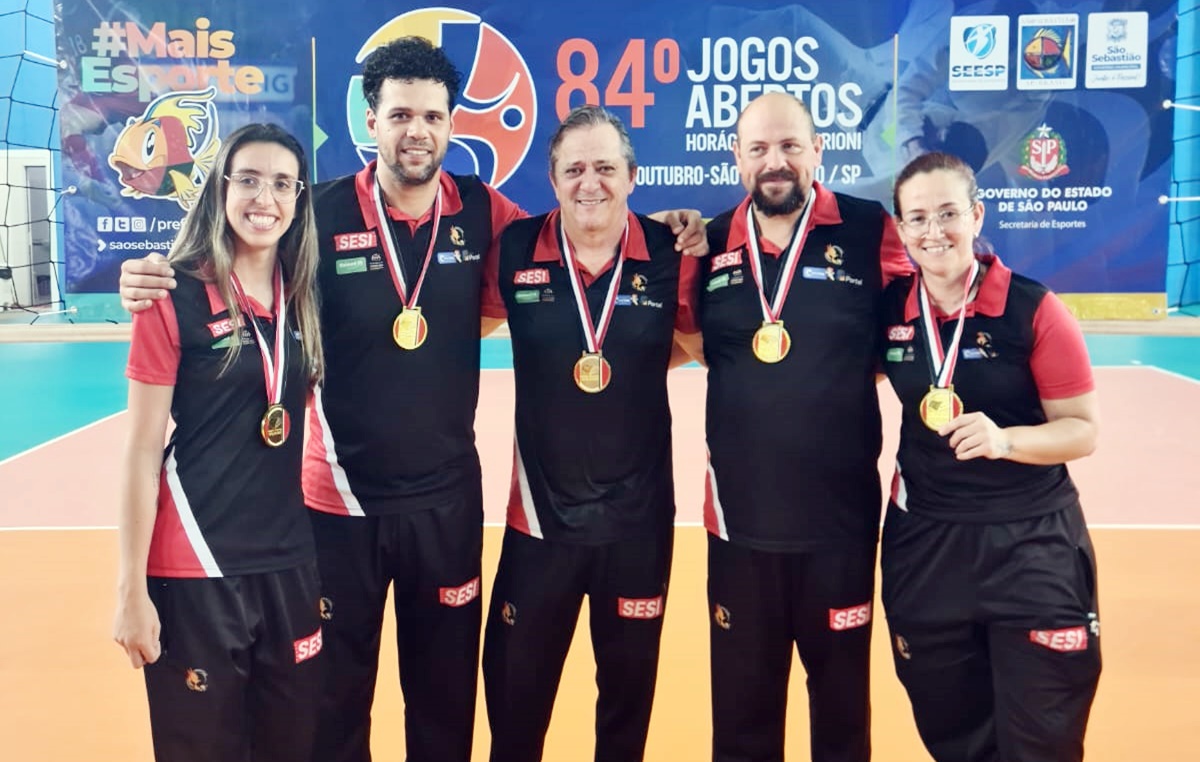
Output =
[
  {"x1": 439, "y1": 577, "x2": 481, "y2": 607},
  {"x1": 1029, "y1": 626, "x2": 1088, "y2": 652},
  {"x1": 618, "y1": 596, "x2": 664, "y2": 620},
  {"x1": 829, "y1": 602, "x2": 872, "y2": 631},
  {"x1": 294, "y1": 628, "x2": 323, "y2": 663}
]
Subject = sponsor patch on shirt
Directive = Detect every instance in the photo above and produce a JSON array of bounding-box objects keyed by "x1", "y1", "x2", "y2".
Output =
[
  {"x1": 888, "y1": 325, "x2": 915, "y2": 342},
  {"x1": 711, "y1": 250, "x2": 742, "y2": 270},
  {"x1": 1029, "y1": 626, "x2": 1088, "y2": 652},
  {"x1": 336, "y1": 257, "x2": 368, "y2": 275},
  {"x1": 829, "y1": 602, "x2": 872, "y2": 631},
  {"x1": 962, "y1": 347, "x2": 987, "y2": 360},
  {"x1": 440, "y1": 577, "x2": 481, "y2": 607},
  {"x1": 707, "y1": 273, "x2": 731, "y2": 292},
  {"x1": 437, "y1": 250, "x2": 481, "y2": 264},
  {"x1": 293, "y1": 628, "x2": 323, "y2": 663},
  {"x1": 886, "y1": 347, "x2": 906, "y2": 363},
  {"x1": 514, "y1": 289, "x2": 540, "y2": 304},
  {"x1": 333, "y1": 231, "x2": 377, "y2": 252},
  {"x1": 616, "y1": 294, "x2": 633, "y2": 306},
  {"x1": 514, "y1": 268, "x2": 550, "y2": 285},
  {"x1": 802, "y1": 266, "x2": 833, "y2": 281},
  {"x1": 618, "y1": 596, "x2": 664, "y2": 620}
]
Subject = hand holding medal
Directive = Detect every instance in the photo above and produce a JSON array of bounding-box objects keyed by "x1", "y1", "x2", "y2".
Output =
[{"x1": 938, "y1": 410, "x2": 1014, "y2": 460}]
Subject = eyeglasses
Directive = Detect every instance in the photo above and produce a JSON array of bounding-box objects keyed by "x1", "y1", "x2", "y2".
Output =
[
  {"x1": 897, "y1": 207, "x2": 972, "y2": 234},
  {"x1": 225, "y1": 173, "x2": 305, "y2": 202}
]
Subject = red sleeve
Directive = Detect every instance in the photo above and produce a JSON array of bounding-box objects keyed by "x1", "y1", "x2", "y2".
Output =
[
  {"x1": 879, "y1": 214, "x2": 914, "y2": 287},
  {"x1": 480, "y1": 185, "x2": 530, "y2": 319},
  {"x1": 1030, "y1": 292, "x2": 1094, "y2": 399},
  {"x1": 126, "y1": 296, "x2": 181, "y2": 386},
  {"x1": 675, "y1": 255, "x2": 700, "y2": 334}
]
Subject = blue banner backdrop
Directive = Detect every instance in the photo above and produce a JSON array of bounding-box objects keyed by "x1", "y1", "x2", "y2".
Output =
[
  {"x1": 55, "y1": 2, "x2": 314, "y2": 293},
  {"x1": 57, "y1": 0, "x2": 1178, "y2": 317}
]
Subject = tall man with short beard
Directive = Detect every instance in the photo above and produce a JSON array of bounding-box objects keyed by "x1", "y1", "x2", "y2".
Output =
[{"x1": 678, "y1": 92, "x2": 912, "y2": 761}]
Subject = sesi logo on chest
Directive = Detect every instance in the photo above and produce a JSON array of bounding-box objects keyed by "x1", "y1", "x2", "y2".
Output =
[
  {"x1": 333, "y1": 231, "x2": 377, "y2": 252},
  {"x1": 513, "y1": 268, "x2": 551, "y2": 285}
]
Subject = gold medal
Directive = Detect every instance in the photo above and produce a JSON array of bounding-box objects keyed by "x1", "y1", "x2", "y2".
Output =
[
  {"x1": 260, "y1": 403, "x2": 291, "y2": 447},
  {"x1": 573, "y1": 351, "x2": 612, "y2": 393},
  {"x1": 751, "y1": 321, "x2": 791, "y2": 363},
  {"x1": 392, "y1": 306, "x2": 428, "y2": 350},
  {"x1": 919, "y1": 385, "x2": 963, "y2": 431}
]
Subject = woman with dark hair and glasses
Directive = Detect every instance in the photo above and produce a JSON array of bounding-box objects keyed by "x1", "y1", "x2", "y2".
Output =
[
  {"x1": 113, "y1": 122, "x2": 325, "y2": 761},
  {"x1": 878, "y1": 151, "x2": 1102, "y2": 762}
]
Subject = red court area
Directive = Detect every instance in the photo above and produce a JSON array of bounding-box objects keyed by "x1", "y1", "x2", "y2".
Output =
[
  {"x1": 1, "y1": 366, "x2": 1198, "y2": 761},
  {"x1": 4, "y1": 366, "x2": 1196, "y2": 529}
]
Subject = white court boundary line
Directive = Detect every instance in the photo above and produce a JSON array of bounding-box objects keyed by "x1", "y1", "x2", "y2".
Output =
[
  {"x1": 0, "y1": 410, "x2": 125, "y2": 468},
  {"x1": 1096, "y1": 363, "x2": 1200, "y2": 386}
]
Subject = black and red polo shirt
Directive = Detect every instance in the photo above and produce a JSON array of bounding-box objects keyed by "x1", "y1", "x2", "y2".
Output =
[
  {"x1": 499, "y1": 210, "x2": 699, "y2": 544},
  {"x1": 304, "y1": 164, "x2": 524, "y2": 516},
  {"x1": 881, "y1": 253, "x2": 1094, "y2": 523},
  {"x1": 699, "y1": 182, "x2": 912, "y2": 551},
  {"x1": 127, "y1": 273, "x2": 313, "y2": 577}
]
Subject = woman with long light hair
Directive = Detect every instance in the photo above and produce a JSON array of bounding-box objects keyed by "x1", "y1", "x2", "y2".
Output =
[{"x1": 113, "y1": 122, "x2": 325, "y2": 761}]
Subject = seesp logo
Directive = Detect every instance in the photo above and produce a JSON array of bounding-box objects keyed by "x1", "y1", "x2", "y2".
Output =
[
  {"x1": 346, "y1": 9, "x2": 537, "y2": 188},
  {"x1": 964, "y1": 23, "x2": 998, "y2": 59},
  {"x1": 949, "y1": 16, "x2": 1009, "y2": 92}
]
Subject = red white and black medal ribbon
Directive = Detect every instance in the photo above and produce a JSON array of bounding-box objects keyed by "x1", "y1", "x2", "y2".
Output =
[
  {"x1": 916, "y1": 258, "x2": 980, "y2": 431},
  {"x1": 372, "y1": 175, "x2": 441, "y2": 349},
  {"x1": 744, "y1": 194, "x2": 813, "y2": 363},
  {"x1": 560, "y1": 220, "x2": 630, "y2": 393},
  {"x1": 231, "y1": 265, "x2": 290, "y2": 447}
]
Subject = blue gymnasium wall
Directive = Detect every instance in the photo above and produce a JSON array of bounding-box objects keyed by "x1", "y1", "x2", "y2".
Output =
[{"x1": 2, "y1": 0, "x2": 1199, "y2": 311}]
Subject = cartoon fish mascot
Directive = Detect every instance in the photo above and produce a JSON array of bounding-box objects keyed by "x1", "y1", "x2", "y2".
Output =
[{"x1": 108, "y1": 87, "x2": 221, "y2": 210}]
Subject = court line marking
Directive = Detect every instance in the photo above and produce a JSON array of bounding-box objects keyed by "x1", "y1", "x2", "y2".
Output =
[
  {"x1": 1095, "y1": 364, "x2": 1200, "y2": 386},
  {"x1": 0, "y1": 411, "x2": 125, "y2": 468},
  {"x1": 1144, "y1": 365, "x2": 1200, "y2": 386}
]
